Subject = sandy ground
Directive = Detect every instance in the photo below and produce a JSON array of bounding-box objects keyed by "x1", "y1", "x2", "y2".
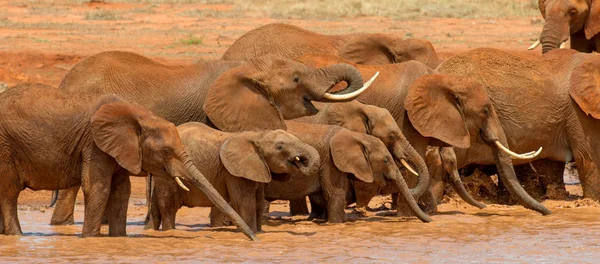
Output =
[{"x1": 2, "y1": 1, "x2": 600, "y2": 262}]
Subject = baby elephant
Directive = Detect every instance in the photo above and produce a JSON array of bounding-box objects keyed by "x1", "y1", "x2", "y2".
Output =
[
  {"x1": 145, "y1": 122, "x2": 319, "y2": 232},
  {"x1": 0, "y1": 84, "x2": 255, "y2": 239}
]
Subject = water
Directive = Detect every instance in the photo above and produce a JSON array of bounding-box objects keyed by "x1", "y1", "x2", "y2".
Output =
[{"x1": 2, "y1": 182, "x2": 600, "y2": 263}]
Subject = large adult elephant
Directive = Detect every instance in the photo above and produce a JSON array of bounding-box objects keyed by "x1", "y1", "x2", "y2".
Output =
[
  {"x1": 0, "y1": 83, "x2": 256, "y2": 240},
  {"x1": 49, "y1": 50, "x2": 376, "y2": 225},
  {"x1": 222, "y1": 23, "x2": 441, "y2": 69},
  {"x1": 295, "y1": 54, "x2": 550, "y2": 215},
  {"x1": 437, "y1": 48, "x2": 600, "y2": 200},
  {"x1": 530, "y1": 0, "x2": 600, "y2": 53}
]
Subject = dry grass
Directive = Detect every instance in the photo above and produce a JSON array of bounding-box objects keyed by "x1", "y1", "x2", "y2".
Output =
[
  {"x1": 97, "y1": 0, "x2": 539, "y2": 19},
  {"x1": 234, "y1": 0, "x2": 539, "y2": 20},
  {"x1": 84, "y1": 9, "x2": 122, "y2": 20}
]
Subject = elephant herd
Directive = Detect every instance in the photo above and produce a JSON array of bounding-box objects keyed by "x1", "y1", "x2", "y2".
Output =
[{"x1": 2, "y1": 19, "x2": 600, "y2": 241}]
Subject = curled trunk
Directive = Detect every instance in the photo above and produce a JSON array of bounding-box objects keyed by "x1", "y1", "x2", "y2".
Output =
[
  {"x1": 183, "y1": 157, "x2": 259, "y2": 241},
  {"x1": 310, "y1": 63, "x2": 365, "y2": 102},
  {"x1": 392, "y1": 141, "x2": 429, "y2": 199}
]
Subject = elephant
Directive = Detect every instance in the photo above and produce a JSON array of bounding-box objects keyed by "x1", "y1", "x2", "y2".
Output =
[
  {"x1": 49, "y1": 50, "x2": 376, "y2": 225},
  {"x1": 145, "y1": 122, "x2": 320, "y2": 232},
  {"x1": 294, "y1": 54, "x2": 550, "y2": 215},
  {"x1": 436, "y1": 48, "x2": 600, "y2": 201},
  {"x1": 0, "y1": 83, "x2": 256, "y2": 240},
  {"x1": 261, "y1": 121, "x2": 432, "y2": 223},
  {"x1": 530, "y1": 0, "x2": 600, "y2": 53},
  {"x1": 290, "y1": 101, "x2": 483, "y2": 215},
  {"x1": 222, "y1": 23, "x2": 441, "y2": 69}
]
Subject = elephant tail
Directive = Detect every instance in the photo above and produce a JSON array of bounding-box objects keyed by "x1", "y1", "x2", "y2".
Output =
[{"x1": 49, "y1": 190, "x2": 59, "y2": 207}]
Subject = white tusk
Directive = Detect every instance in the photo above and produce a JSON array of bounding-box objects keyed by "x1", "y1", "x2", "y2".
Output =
[
  {"x1": 294, "y1": 156, "x2": 301, "y2": 162},
  {"x1": 400, "y1": 159, "x2": 419, "y2": 177},
  {"x1": 560, "y1": 41, "x2": 567, "y2": 49},
  {"x1": 528, "y1": 39, "x2": 541, "y2": 50},
  {"x1": 175, "y1": 177, "x2": 190, "y2": 191},
  {"x1": 322, "y1": 71, "x2": 379, "y2": 101},
  {"x1": 494, "y1": 141, "x2": 542, "y2": 160}
]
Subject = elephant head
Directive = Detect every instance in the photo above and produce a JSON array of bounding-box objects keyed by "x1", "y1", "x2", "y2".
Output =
[
  {"x1": 204, "y1": 55, "x2": 378, "y2": 132},
  {"x1": 338, "y1": 34, "x2": 441, "y2": 69},
  {"x1": 426, "y1": 147, "x2": 486, "y2": 209},
  {"x1": 90, "y1": 101, "x2": 258, "y2": 240},
  {"x1": 329, "y1": 129, "x2": 432, "y2": 222},
  {"x1": 220, "y1": 130, "x2": 320, "y2": 183},
  {"x1": 310, "y1": 101, "x2": 430, "y2": 200},
  {"x1": 536, "y1": 0, "x2": 600, "y2": 53},
  {"x1": 404, "y1": 74, "x2": 550, "y2": 215}
]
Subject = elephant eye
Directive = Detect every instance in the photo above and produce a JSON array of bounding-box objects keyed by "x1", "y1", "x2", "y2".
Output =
[
  {"x1": 569, "y1": 9, "x2": 577, "y2": 17},
  {"x1": 384, "y1": 157, "x2": 390, "y2": 164},
  {"x1": 293, "y1": 76, "x2": 300, "y2": 83},
  {"x1": 276, "y1": 144, "x2": 284, "y2": 151},
  {"x1": 162, "y1": 147, "x2": 173, "y2": 157}
]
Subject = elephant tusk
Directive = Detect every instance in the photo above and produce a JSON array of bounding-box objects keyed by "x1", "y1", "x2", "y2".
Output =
[
  {"x1": 494, "y1": 141, "x2": 542, "y2": 160},
  {"x1": 560, "y1": 41, "x2": 568, "y2": 49},
  {"x1": 175, "y1": 177, "x2": 191, "y2": 191},
  {"x1": 528, "y1": 39, "x2": 541, "y2": 50},
  {"x1": 322, "y1": 71, "x2": 379, "y2": 100},
  {"x1": 400, "y1": 158, "x2": 419, "y2": 177},
  {"x1": 294, "y1": 156, "x2": 301, "y2": 162}
]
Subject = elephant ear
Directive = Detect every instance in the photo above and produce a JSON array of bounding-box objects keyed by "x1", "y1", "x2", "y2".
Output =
[
  {"x1": 538, "y1": 0, "x2": 546, "y2": 19},
  {"x1": 329, "y1": 130, "x2": 374, "y2": 183},
  {"x1": 338, "y1": 34, "x2": 399, "y2": 65},
  {"x1": 585, "y1": 0, "x2": 600, "y2": 39},
  {"x1": 220, "y1": 133, "x2": 271, "y2": 183},
  {"x1": 204, "y1": 59, "x2": 285, "y2": 132},
  {"x1": 405, "y1": 74, "x2": 471, "y2": 149},
  {"x1": 570, "y1": 56, "x2": 600, "y2": 119},
  {"x1": 91, "y1": 101, "x2": 144, "y2": 174}
]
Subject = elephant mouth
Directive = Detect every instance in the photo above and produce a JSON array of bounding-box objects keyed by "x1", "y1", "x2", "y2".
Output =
[
  {"x1": 271, "y1": 172, "x2": 292, "y2": 182},
  {"x1": 302, "y1": 96, "x2": 319, "y2": 115},
  {"x1": 287, "y1": 155, "x2": 308, "y2": 169}
]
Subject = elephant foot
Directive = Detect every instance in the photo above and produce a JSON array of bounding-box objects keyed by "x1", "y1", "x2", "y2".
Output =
[
  {"x1": 367, "y1": 204, "x2": 390, "y2": 212},
  {"x1": 50, "y1": 218, "x2": 75, "y2": 226},
  {"x1": 351, "y1": 207, "x2": 368, "y2": 217}
]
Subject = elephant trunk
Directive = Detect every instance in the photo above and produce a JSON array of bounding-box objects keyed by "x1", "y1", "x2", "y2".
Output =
[
  {"x1": 310, "y1": 63, "x2": 373, "y2": 102},
  {"x1": 540, "y1": 18, "x2": 570, "y2": 54},
  {"x1": 182, "y1": 155, "x2": 259, "y2": 241},
  {"x1": 392, "y1": 140, "x2": 429, "y2": 199},
  {"x1": 389, "y1": 169, "x2": 432, "y2": 223},
  {"x1": 491, "y1": 136, "x2": 551, "y2": 215},
  {"x1": 448, "y1": 164, "x2": 486, "y2": 209}
]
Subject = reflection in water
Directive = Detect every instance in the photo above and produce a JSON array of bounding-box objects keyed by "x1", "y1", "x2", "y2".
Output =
[{"x1": 2, "y1": 198, "x2": 600, "y2": 263}]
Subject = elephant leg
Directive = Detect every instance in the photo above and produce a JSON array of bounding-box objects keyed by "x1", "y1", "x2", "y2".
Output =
[
  {"x1": 81, "y1": 150, "x2": 116, "y2": 237},
  {"x1": 289, "y1": 198, "x2": 310, "y2": 216},
  {"x1": 321, "y1": 171, "x2": 348, "y2": 223},
  {"x1": 155, "y1": 177, "x2": 181, "y2": 231},
  {"x1": 307, "y1": 193, "x2": 327, "y2": 220},
  {"x1": 255, "y1": 184, "x2": 265, "y2": 233},
  {"x1": 106, "y1": 171, "x2": 130, "y2": 237},
  {"x1": 0, "y1": 191, "x2": 21, "y2": 235},
  {"x1": 574, "y1": 156, "x2": 600, "y2": 200},
  {"x1": 144, "y1": 176, "x2": 161, "y2": 231},
  {"x1": 209, "y1": 206, "x2": 231, "y2": 227},
  {"x1": 0, "y1": 162, "x2": 22, "y2": 235},
  {"x1": 353, "y1": 180, "x2": 379, "y2": 216},
  {"x1": 225, "y1": 177, "x2": 259, "y2": 232},
  {"x1": 0, "y1": 207, "x2": 4, "y2": 234},
  {"x1": 50, "y1": 186, "x2": 79, "y2": 226}
]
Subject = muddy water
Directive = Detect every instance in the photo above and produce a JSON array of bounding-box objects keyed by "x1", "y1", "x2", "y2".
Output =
[{"x1": 2, "y1": 182, "x2": 600, "y2": 263}]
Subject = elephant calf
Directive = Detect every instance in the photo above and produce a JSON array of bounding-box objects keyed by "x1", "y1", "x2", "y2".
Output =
[
  {"x1": 0, "y1": 84, "x2": 255, "y2": 240},
  {"x1": 145, "y1": 122, "x2": 319, "y2": 232},
  {"x1": 263, "y1": 121, "x2": 432, "y2": 223}
]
